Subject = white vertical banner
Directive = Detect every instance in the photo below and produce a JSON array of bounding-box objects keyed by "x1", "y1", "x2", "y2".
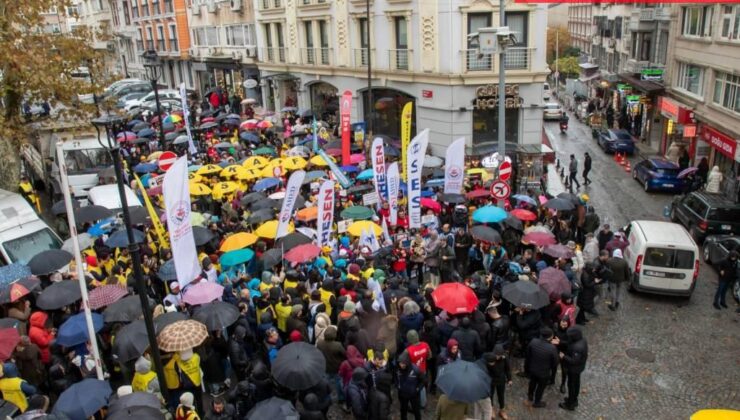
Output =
[
  {"x1": 444, "y1": 137, "x2": 466, "y2": 194},
  {"x1": 277, "y1": 170, "x2": 306, "y2": 239},
  {"x1": 386, "y1": 162, "x2": 400, "y2": 225},
  {"x1": 317, "y1": 180, "x2": 335, "y2": 247},
  {"x1": 163, "y1": 156, "x2": 201, "y2": 288},
  {"x1": 406, "y1": 128, "x2": 430, "y2": 229},
  {"x1": 360, "y1": 228, "x2": 380, "y2": 252},
  {"x1": 381, "y1": 217, "x2": 392, "y2": 245},
  {"x1": 371, "y1": 137, "x2": 387, "y2": 205},
  {"x1": 179, "y1": 83, "x2": 198, "y2": 155}
]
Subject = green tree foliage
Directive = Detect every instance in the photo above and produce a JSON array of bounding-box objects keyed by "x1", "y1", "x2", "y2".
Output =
[{"x1": 551, "y1": 56, "x2": 581, "y2": 77}]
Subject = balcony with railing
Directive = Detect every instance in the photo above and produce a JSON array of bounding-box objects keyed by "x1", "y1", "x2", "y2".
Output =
[
  {"x1": 259, "y1": 0, "x2": 284, "y2": 10},
  {"x1": 157, "y1": 39, "x2": 166, "y2": 51},
  {"x1": 503, "y1": 47, "x2": 532, "y2": 70},
  {"x1": 299, "y1": 0, "x2": 329, "y2": 7},
  {"x1": 389, "y1": 49, "x2": 412, "y2": 71},
  {"x1": 463, "y1": 49, "x2": 493, "y2": 72},
  {"x1": 352, "y1": 48, "x2": 375, "y2": 67},
  {"x1": 260, "y1": 47, "x2": 287, "y2": 63},
  {"x1": 169, "y1": 38, "x2": 178, "y2": 52}
]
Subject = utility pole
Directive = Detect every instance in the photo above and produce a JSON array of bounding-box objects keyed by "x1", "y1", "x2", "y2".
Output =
[
  {"x1": 366, "y1": 0, "x2": 373, "y2": 136},
  {"x1": 497, "y1": 0, "x2": 506, "y2": 208}
]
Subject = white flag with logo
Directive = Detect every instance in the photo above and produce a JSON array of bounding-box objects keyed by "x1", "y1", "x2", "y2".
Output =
[
  {"x1": 163, "y1": 156, "x2": 201, "y2": 288},
  {"x1": 360, "y1": 228, "x2": 380, "y2": 252},
  {"x1": 381, "y1": 217, "x2": 392, "y2": 246},
  {"x1": 179, "y1": 83, "x2": 198, "y2": 155},
  {"x1": 406, "y1": 128, "x2": 430, "y2": 229},
  {"x1": 386, "y1": 162, "x2": 400, "y2": 225},
  {"x1": 444, "y1": 137, "x2": 466, "y2": 194},
  {"x1": 371, "y1": 137, "x2": 387, "y2": 205},
  {"x1": 317, "y1": 180, "x2": 335, "y2": 247},
  {"x1": 277, "y1": 170, "x2": 306, "y2": 238}
]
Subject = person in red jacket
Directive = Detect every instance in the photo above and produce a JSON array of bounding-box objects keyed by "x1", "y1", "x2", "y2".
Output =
[{"x1": 28, "y1": 312, "x2": 54, "y2": 365}]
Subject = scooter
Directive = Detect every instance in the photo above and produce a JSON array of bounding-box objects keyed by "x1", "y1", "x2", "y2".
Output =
[{"x1": 559, "y1": 120, "x2": 568, "y2": 133}]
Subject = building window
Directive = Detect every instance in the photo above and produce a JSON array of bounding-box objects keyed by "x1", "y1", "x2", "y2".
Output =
[
  {"x1": 319, "y1": 20, "x2": 329, "y2": 64},
  {"x1": 639, "y1": 32, "x2": 652, "y2": 62},
  {"x1": 164, "y1": 0, "x2": 173, "y2": 13},
  {"x1": 192, "y1": 27, "x2": 204, "y2": 46},
  {"x1": 394, "y1": 16, "x2": 408, "y2": 70},
  {"x1": 205, "y1": 26, "x2": 219, "y2": 46},
  {"x1": 720, "y1": 5, "x2": 740, "y2": 40},
  {"x1": 131, "y1": 0, "x2": 139, "y2": 18},
  {"x1": 157, "y1": 26, "x2": 166, "y2": 50},
  {"x1": 137, "y1": 28, "x2": 144, "y2": 51},
  {"x1": 169, "y1": 23, "x2": 178, "y2": 51},
  {"x1": 140, "y1": 0, "x2": 149, "y2": 17},
  {"x1": 681, "y1": 6, "x2": 713, "y2": 37},
  {"x1": 151, "y1": 0, "x2": 159, "y2": 14},
  {"x1": 655, "y1": 30, "x2": 668, "y2": 65},
  {"x1": 276, "y1": 22, "x2": 285, "y2": 61},
  {"x1": 713, "y1": 71, "x2": 740, "y2": 113},
  {"x1": 358, "y1": 17, "x2": 369, "y2": 66},
  {"x1": 226, "y1": 25, "x2": 256, "y2": 46},
  {"x1": 467, "y1": 13, "x2": 492, "y2": 71},
  {"x1": 505, "y1": 12, "x2": 529, "y2": 69},
  {"x1": 122, "y1": 1, "x2": 131, "y2": 24},
  {"x1": 147, "y1": 27, "x2": 154, "y2": 50},
  {"x1": 675, "y1": 62, "x2": 705, "y2": 97}
]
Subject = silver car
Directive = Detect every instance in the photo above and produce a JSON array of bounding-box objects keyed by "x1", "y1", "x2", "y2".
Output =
[{"x1": 543, "y1": 102, "x2": 563, "y2": 121}]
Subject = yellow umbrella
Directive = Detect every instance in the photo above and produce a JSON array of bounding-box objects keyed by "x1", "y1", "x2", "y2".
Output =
[
  {"x1": 188, "y1": 172, "x2": 203, "y2": 183},
  {"x1": 238, "y1": 168, "x2": 262, "y2": 181},
  {"x1": 261, "y1": 163, "x2": 283, "y2": 178},
  {"x1": 310, "y1": 155, "x2": 334, "y2": 167},
  {"x1": 691, "y1": 410, "x2": 740, "y2": 420},
  {"x1": 347, "y1": 220, "x2": 383, "y2": 237},
  {"x1": 189, "y1": 182, "x2": 212, "y2": 196},
  {"x1": 219, "y1": 232, "x2": 258, "y2": 252},
  {"x1": 147, "y1": 151, "x2": 164, "y2": 162},
  {"x1": 283, "y1": 156, "x2": 307, "y2": 171},
  {"x1": 212, "y1": 181, "x2": 239, "y2": 197},
  {"x1": 197, "y1": 164, "x2": 223, "y2": 175},
  {"x1": 220, "y1": 165, "x2": 248, "y2": 179},
  {"x1": 243, "y1": 156, "x2": 269, "y2": 169},
  {"x1": 255, "y1": 220, "x2": 294, "y2": 239}
]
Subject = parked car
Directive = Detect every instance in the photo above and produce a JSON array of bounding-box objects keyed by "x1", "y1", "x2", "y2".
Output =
[
  {"x1": 104, "y1": 78, "x2": 145, "y2": 95},
  {"x1": 124, "y1": 89, "x2": 180, "y2": 111},
  {"x1": 670, "y1": 191, "x2": 740, "y2": 242},
  {"x1": 701, "y1": 234, "x2": 740, "y2": 265},
  {"x1": 597, "y1": 128, "x2": 636, "y2": 155},
  {"x1": 632, "y1": 158, "x2": 685, "y2": 193},
  {"x1": 542, "y1": 102, "x2": 562, "y2": 120},
  {"x1": 110, "y1": 82, "x2": 153, "y2": 99},
  {"x1": 543, "y1": 82, "x2": 551, "y2": 101},
  {"x1": 116, "y1": 91, "x2": 148, "y2": 109}
]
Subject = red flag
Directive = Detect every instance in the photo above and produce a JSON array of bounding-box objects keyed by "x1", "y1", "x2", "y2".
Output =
[{"x1": 340, "y1": 90, "x2": 352, "y2": 166}]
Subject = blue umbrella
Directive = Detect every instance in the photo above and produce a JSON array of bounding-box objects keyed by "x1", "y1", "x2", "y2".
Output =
[
  {"x1": 296, "y1": 137, "x2": 313, "y2": 146},
  {"x1": 253, "y1": 177, "x2": 281, "y2": 192},
  {"x1": 53, "y1": 378, "x2": 112, "y2": 420},
  {"x1": 87, "y1": 218, "x2": 115, "y2": 237},
  {"x1": 158, "y1": 259, "x2": 177, "y2": 281},
  {"x1": 357, "y1": 169, "x2": 374, "y2": 181},
  {"x1": 133, "y1": 163, "x2": 157, "y2": 174},
  {"x1": 472, "y1": 206, "x2": 508, "y2": 223},
  {"x1": 0, "y1": 263, "x2": 32, "y2": 286},
  {"x1": 240, "y1": 132, "x2": 260, "y2": 143},
  {"x1": 385, "y1": 146, "x2": 401, "y2": 157},
  {"x1": 137, "y1": 128, "x2": 155, "y2": 138},
  {"x1": 341, "y1": 165, "x2": 359, "y2": 173},
  {"x1": 220, "y1": 249, "x2": 255, "y2": 268},
  {"x1": 105, "y1": 229, "x2": 146, "y2": 248},
  {"x1": 56, "y1": 312, "x2": 104, "y2": 347},
  {"x1": 188, "y1": 164, "x2": 202, "y2": 172},
  {"x1": 512, "y1": 194, "x2": 537, "y2": 206},
  {"x1": 421, "y1": 189, "x2": 435, "y2": 198}
]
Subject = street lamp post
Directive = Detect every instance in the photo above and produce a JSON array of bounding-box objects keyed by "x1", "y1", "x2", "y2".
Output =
[
  {"x1": 91, "y1": 114, "x2": 168, "y2": 400},
  {"x1": 142, "y1": 50, "x2": 166, "y2": 149}
]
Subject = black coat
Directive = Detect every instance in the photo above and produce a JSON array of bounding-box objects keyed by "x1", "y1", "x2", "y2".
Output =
[
  {"x1": 450, "y1": 326, "x2": 482, "y2": 362},
  {"x1": 577, "y1": 270, "x2": 597, "y2": 311},
  {"x1": 367, "y1": 388, "x2": 391, "y2": 420},
  {"x1": 524, "y1": 338, "x2": 559, "y2": 380},
  {"x1": 562, "y1": 328, "x2": 588, "y2": 374},
  {"x1": 228, "y1": 328, "x2": 250, "y2": 374},
  {"x1": 516, "y1": 310, "x2": 542, "y2": 343},
  {"x1": 488, "y1": 316, "x2": 510, "y2": 348},
  {"x1": 718, "y1": 258, "x2": 738, "y2": 283}
]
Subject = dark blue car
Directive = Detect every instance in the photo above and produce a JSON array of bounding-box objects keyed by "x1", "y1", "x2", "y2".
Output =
[
  {"x1": 632, "y1": 158, "x2": 685, "y2": 192},
  {"x1": 597, "y1": 129, "x2": 636, "y2": 155}
]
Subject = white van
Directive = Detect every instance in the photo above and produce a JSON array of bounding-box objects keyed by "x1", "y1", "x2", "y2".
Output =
[
  {"x1": 0, "y1": 189, "x2": 62, "y2": 265},
  {"x1": 88, "y1": 184, "x2": 142, "y2": 210},
  {"x1": 623, "y1": 220, "x2": 699, "y2": 298}
]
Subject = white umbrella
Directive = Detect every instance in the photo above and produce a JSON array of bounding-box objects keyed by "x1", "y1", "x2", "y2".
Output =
[
  {"x1": 423, "y1": 155, "x2": 444, "y2": 168},
  {"x1": 269, "y1": 191, "x2": 286, "y2": 200},
  {"x1": 62, "y1": 233, "x2": 94, "y2": 253}
]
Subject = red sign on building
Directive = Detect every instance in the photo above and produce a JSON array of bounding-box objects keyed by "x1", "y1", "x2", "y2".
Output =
[
  {"x1": 701, "y1": 125, "x2": 737, "y2": 160},
  {"x1": 422, "y1": 90, "x2": 433, "y2": 99},
  {"x1": 659, "y1": 97, "x2": 693, "y2": 124}
]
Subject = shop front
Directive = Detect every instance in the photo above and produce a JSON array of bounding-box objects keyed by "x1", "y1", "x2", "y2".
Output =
[
  {"x1": 307, "y1": 82, "x2": 339, "y2": 126},
  {"x1": 471, "y1": 84, "x2": 523, "y2": 156},
  {"x1": 699, "y1": 124, "x2": 740, "y2": 201},
  {"x1": 360, "y1": 88, "x2": 415, "y2": 140},
  {"x1": 616, "y1": 73, "x2": 664, "y2": 149},
  {"x1": 657, "y1": 96, "x2": 696, "y2": 162},
  {"x1": 261, "y1": 73, "x2": 300, "y2": 115}
]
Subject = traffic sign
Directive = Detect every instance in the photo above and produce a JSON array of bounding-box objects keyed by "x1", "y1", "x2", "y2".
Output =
[
  {"x1": 158, "y1": 151, "x2": 178, "y2": 171},
  {"x1": 490, "y1": 179, "x2": 511, "y2": 200},
  {"x1": 498, "y1": 160, "x2": 512, "y2": 182}
]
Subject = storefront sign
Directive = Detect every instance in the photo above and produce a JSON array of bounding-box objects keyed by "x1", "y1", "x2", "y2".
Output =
[
  {"x1": 701, "y1": 125, "x2": 738, "y2": 161},
  {"x1": 422, "y1": 90, "x2": 433, "y2": 99},
  {"x1": 641, "y1": 68, "x2": 664, "y2": 82},
  {"x1": 617, "y1": 84, "x2": 633, "y2": 93},
  {"x1": 684, "y1": 124, "x2": 697, "y2": 138},
  {"x1": 626, "y1": 95, "x2": 641, "y2": 103},
  {"x1": 340, "y1": 90, "x2": 352, "y2": 165},
  {"x1": 659, "y1": 97, "x2": 692, "y2": 124},
  {"x1": 243, "y1": 79, "x2": 258, "y2": 89},
  {"x1": 473, "y1": 84, "x2": 524, "y2": 110}
]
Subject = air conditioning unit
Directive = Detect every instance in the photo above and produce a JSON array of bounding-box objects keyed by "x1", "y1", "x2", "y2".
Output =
[
  {"x1": 608, "y1": 38, "x2": 616, "y2": 48},
  {"x1": 231, "y1": 0, "x2": 242, "y2": 12},
  {"x1": 207, "y1": 1, "x2": 217, "y2": 13},
  {"x1": 191, "y1": 5, "x2": 200, "y2": 15},
  {"x1": 246, "y1": 46, "x2": 257, "y2": 58}
]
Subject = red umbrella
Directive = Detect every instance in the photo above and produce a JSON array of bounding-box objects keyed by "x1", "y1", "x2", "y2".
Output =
[
  {"x1": 537, "y1": 267, "x2": 572, "y2": 300},
  {"x1": 284, "y1": 243, "x2": 322, "y2": 264},
  {"x1": 0, "y1": 277, "x2": 40, "y2": 304},
  {"x1": 202, "y1": 116, "x2": 216, "y2": 123},
  {"x1": 349, "y1": 154, "x2": 365, "y2": 164},
  {"x1": 420, "y1": 198, "x2": 441, "y2": 213},
  {"x1": 0, "y1": 328, "x2": 20, "y2": 361},
  {"x1": 466, "y1": 189, "x2": 491, "y2": 199},
  {"x1": 522, "y1": 231, "x2": 557, "y2": 246},
  {"x1": 510, "y1": 208, "x2": 537, "y2": 222},
  {"x1": 543, "y1": 244, "x2": 575, "y2": 259},
  {"x1": 88, "y1": 285, "x2": 129, "y2": 310},
  {"x1": 431, "y1": 283, "x2": 479, "y2": 315}
]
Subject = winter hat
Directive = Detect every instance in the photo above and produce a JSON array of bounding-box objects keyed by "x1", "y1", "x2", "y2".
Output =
[
  {"x1": 566, "y1": 240, "x2": 576, "y2": 250},
  {"x1": 348, "y1": 263, "x2": 360, "y2": 275},
  {"x1": 522, "y1": 265, "x2": 532, "y2": 274},
  {"x1": 560, "y1": 291, "x2": 572, "y2": 301},
  {"x1": 180, "y1": 392, "x2": 195, "y2": 408},
  {"x1": 613, "y1": 249, "x2": 623, "y2": 258},
  {"x1": 540, "y1": 327, "x2": 554, "y2": 340},
  {"x1": 343, "y1": 300, "x2": 356, "y2": 313},
  {"x1": 406, "y1": 329, "x2": 420, "y2": 344},
  {"x1": 170, "y1": 282, "x2": 180, "y2": 291},
  {"x1": 446, "y1": 338, "x2": 459, "y2": 353},
  {"x1": 289, "y1": 330, "x2": 303, "y2": 342}
]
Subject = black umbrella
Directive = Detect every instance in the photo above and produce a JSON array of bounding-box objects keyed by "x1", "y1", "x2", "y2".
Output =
[
  {"x1": 193, "y1": 302, "x2": 240, "y2": 331},
  {"x1": 28, "y1": 249, "x2": 73, "y2": 275},
  {"x1": 200, "y1": 122, "x2": 218, "y2": 130},
  {"x1": 201, "y1": 109, "x2": 217, "y2": 118},
  {"x1": 157, "y1": 259, "x2": 177, "y2": 281},
  {"x1": 544, "y1": 198, "x2": 575, "y2": 211},
  {"x1": 436, "y1": 360, "x2": 491, "y2": 403},
  {"x1": 556, "y1": 192, "x2": 581, "y2": 205},
  {"x1": 250, "y1": 198, "x2": 278, "y2": 211},
  {"x1": 192, "y1": 226, "x2": 215, "y2": 246},
  {"x1": 105, "y1": 229, "x2": 146, "y2": 248},
  {"x1": 502, "y1": 280, "x2": 550, "y2": 310},
  {"x1": 103, "y1": 295, "x2": 155, "y2": 323},
  {"x1": 247, "y1": 208, "x2": 275, "y2": 225},
  {"x1": 108, "y1": 406, "x2": 164, "y2": 420},
  {"x1": 502, "y1": 215, "x2": 523, "y2": 231},
  {"x1": 36, "y1": 280, "x2": 81, "y2": 310},
  {"x1": 347, "y1": 184, "x2": 373, "y2": 194},
  {"x1": 112, "y1": 320, "x2": 149, "y2": 363},
  {"x1": 132, "y1": 122, "x2": 150, "y2": 132},
  {"x1": 131, "y1": 137, "x2": 149, "y2": 145},
  {"x1": 470, "y1": 225, "x2": 502, "y2": 243},
  {"x1": 261, "y1": 248, "x2": 283, "y2": 270},
  {"x1": 153, "y1": 311, "x2": 189, "y2": 333},
  {"x1": 276, "y1": 194, "x2": 306, "y2": 210},
  {"x1": 276, "y1": 232, "x2": 312, "y2": 249},
  {"x1": 439, "y1": 193, "x2": 466, "y2": 204},
  {"x1": 128, "y1": 206, "x2": 151, "y2": 225},
  {"x1": 74, "y1": 205, "x2": 113, "y2": 224},
  {"x1": 271, "y1": 342, "x2": 326, "y2": 390},
  {"x1": 52, "y1": 199, "x2": 80, "y2": 216},
  {"x1": 0, "y1": 318, "x2": 20, "y2": 329},
  {"x1": 240, "y1": 192, "x2": 266, "y2": 206},
  {"x1": 246, "y1": 397, "x2": 298, "y2": 420}
]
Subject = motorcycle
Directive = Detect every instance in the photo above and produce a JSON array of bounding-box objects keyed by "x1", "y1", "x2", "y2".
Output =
[{"x1": 559, "y1": 120, "x2": 568, "y2": 133}]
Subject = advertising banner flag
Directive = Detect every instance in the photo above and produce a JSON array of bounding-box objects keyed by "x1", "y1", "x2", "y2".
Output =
[
  {"x1": 386, "y1": 162, "x2": 400, "y2": 225},
  {"x1": 340, "y1": 90, "x2": 352, "y2": 165},
  {"x1": 277, "y1": 170, "x2": 306, "y2": 239},
  {"x1": 163, "y1": 156, "x2": 201, "y2": 287},
  {"x1": 179, "y1": 83, "x2": 197, "y2": 155},
  {"x1": 400, "y1": 102, "x2": 413, "y2": 181},
  {"x1": 406, "y1": 129, "x2": 430, "y2": 229},
  {"x1": 371, "y1": 137, "x2": 387, "y2": 204},
  {"x1": 317, "y1": 180, "x2": 335, "y2": 247},
  {"x1": 444, "y1": 137, "x2": 466, "y2": 194}
]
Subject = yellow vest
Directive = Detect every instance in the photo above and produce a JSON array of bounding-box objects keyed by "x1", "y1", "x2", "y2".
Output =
[
  {"x1": 176, "y1": 355, "x2": 202, "y2": 387},
  {"x1": 131, "y1": 370, "x2": 157, "y2": 392},
  {"x1": 283, "y1": 279, "x2": 298, "y2": 291},
  {"x1": 164, "y1": 357, "x2": 180, "y2": 390},
  {"x1": 274, "y1": 302, "x2": 292, "y2": 332},
  {"x1": 0, "y1": 377, "x2": 28, "y2": 412},
  {"x1": 319, "y1": 288, "x2": 334, "y2": 316}
]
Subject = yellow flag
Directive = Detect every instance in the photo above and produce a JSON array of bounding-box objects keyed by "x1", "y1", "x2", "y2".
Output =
[
  {"x1": 133, "y1": 174, "x2": 170, "y2": 249},
  {"x1": 400, "y1": 102, "x2": 413, "y2": 182}
]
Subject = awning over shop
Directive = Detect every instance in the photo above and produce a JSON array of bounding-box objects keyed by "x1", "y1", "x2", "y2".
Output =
[
  {"x1": 262, "y1": 73, "x2": 300, "y2": 81},
  {"x1": 618, "y1": 73, "x2": 665, "y2": 95}
]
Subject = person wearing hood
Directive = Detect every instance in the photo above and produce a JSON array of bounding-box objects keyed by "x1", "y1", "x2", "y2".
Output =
[
  {"x1": 132, "y1": 356, "x2": 160, "y2": 394},
  {"x1": 557, "y1": 292, "x2": 576, "y2": 326},
  {"x1": 438, "y1": 338, "x2": 461, "y2": 366},
  {"x1": 28, "y1": 312, "x2": 54, "y2": 365},
  {"x1": 317, "y1": 325, "x2": 346, "y2": 405},
  {"x1": 339, "y1": 345, "x2": 366, "y2": 391},
  {"x1": 286, "y1": 304, "x2": 309, "y2": 341},
  {"x1": 313, "y1": 311, "x2": 332, "y2": 345},
  {"x1": 576, "y1": 262, "x2": 600, "y2": 324},
  {"x1": 0, "y1": 362, "x2": 37, "y2": 412},
  {"x1": 396, "y1": 351, "x2": 425, "y2": 420},
  {"x1": 228, "y1": 325, "x2": 250, "y2": 381},
  {"x1": 346, "y1": 367, "x2": 369, "y2": 419},
  {"x1": 12, "y1": 336, "x2": 43, "y2": 388},
  {"x1": 367, "y1": 370, "x2": 392, "y2": 420},
  {"x1": 176, "y1": 391, "x2": 200, "y2": 420},
  {"x1": 299, "y1": 393, "x2": 325, "y2": 420},
  {"x1": 450, "y1": 317, "x2": 482, "y2": 362},
  {"x1": 559, "y1": 327, "x2": 588, "y2": 411},
  {"x1": 605, "y1": 232, "x2": 629, "y2": 256},
  {"x1": 606, "y1": 248, "x2": 629, "y2": 311},
  {"x1": 481, "y1": 346, "x2": 512, "y2": 419}
]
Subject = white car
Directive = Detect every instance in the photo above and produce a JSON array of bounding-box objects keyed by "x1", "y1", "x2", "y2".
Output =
[
  {"x1": 543, "y1": 102, "x2": 563, "y2": 120},
  {"x1": 124, "y1": 89, "x2": 180, "y2": 111},
  {"x1": 543, "y1": 82, "x2": 551, "y2": 101},
  {"x1": 105, "y1": 78, "x2": 146, "y2": 94}
]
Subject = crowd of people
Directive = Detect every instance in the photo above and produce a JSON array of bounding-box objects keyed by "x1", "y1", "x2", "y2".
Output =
[{"x1": 0, "y1": 103, "x2": 646, "y2": 420}]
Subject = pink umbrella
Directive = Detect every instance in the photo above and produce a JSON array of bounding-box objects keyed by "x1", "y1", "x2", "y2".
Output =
[
  {"x1": 326, "y1": 148, "x2": 342, "y2": 157},
  {"x1": 537, "y1": 267, "x2": 571, "y2": 300},
  {"x1": 420, "y1": 198, "x2": 441, "y2": 213},
  {"x1": 201, "y1": 116, "x2": 216, "y2": 123},
  {"x1": 349, "y1": 154, "x2": 365, "y2": 164},
  {"x1": 183, "y1": 282, "x2": 224, "y2": 306},
  {"x1": 241, "y1": 119, "x2": 260, "y2": 130},
  {"x1": 117, "y1": 131, "x2": 137, "y2": 142},
  {"x1": 257, "y1": 120, "x2": 273, "y2": 129},
  {"x1": 284, "y1": 243, "x2": 322, "y2": 264},
  {"x1": 88, "y1": 285, "x2": 129, "y2": 310},
  {"x1": 522, "y1": 231, "x2": 557, "y2": 246}
]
